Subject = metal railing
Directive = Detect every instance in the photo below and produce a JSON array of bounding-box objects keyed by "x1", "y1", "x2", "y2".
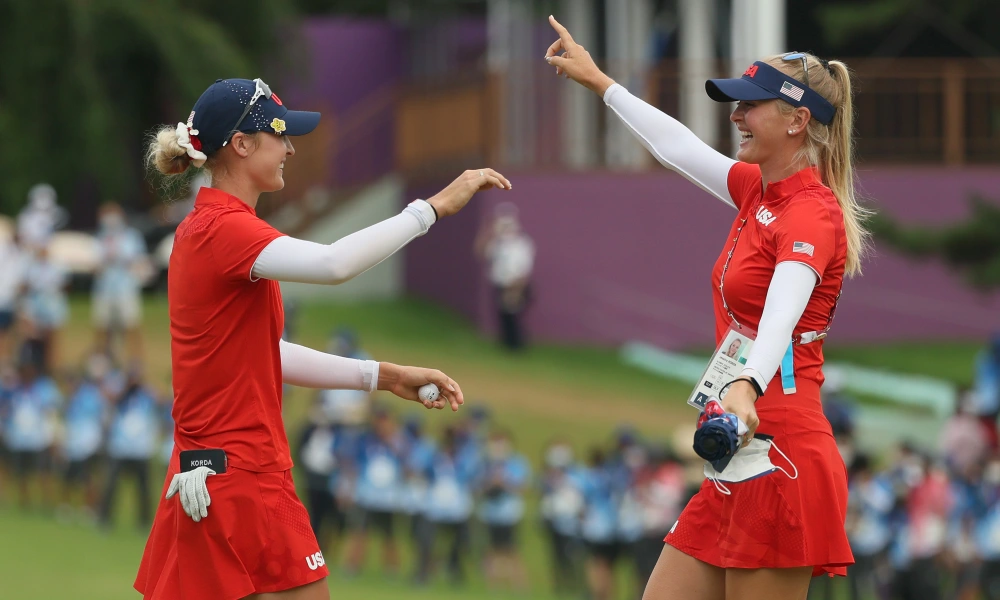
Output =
[
  {"x1": 849, "y1": 58, "x2": 1000, "y2": 164},
  {"x1": 254, "y1": 58, "x2": 1000, "y2": 228},
  {"x1": 394, "y1": 58, "x2": 1000, "y2": 174}
]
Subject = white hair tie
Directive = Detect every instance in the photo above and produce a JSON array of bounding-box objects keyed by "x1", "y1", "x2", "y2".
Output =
[{"x1": 175, "y1": 122, "x2": 208, "y2": 167}]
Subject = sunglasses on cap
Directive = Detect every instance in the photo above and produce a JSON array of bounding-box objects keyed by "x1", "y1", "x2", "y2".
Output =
[
  {"x1": 223, "y1": 78, "x2": 272, "y2": 147},
  {"x1": 781, "y1": 52, "x2": 810, "y2": 87}
]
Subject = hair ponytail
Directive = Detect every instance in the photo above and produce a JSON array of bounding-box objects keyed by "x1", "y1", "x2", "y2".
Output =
[
  {"x1": 823, "y1": 61, "x2": 870, "y2": 276},
  {"x1": 769, "y1": 55, "x2": 872, "y2": 276}
]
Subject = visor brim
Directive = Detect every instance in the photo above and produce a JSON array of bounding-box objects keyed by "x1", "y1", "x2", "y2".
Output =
[
  {"x1": 281, "y1": 110, "x2": 321, "y2": 136},
  {"x1": 705, "y1": 78, "x2": 780, "y2": 103}
]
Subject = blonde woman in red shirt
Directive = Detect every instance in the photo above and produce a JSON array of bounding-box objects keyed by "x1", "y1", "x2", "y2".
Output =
[
  {"x1": 546, "y1": 15, "x2": 867, "y2": 600},
  {"x1": 136, "y1": 78, "x2": 510, "y2": 600}
]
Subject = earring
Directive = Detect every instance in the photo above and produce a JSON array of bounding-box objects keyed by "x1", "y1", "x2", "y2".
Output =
[{"x1": 788, "y1": 130, "x2": 795, "y2": 135}]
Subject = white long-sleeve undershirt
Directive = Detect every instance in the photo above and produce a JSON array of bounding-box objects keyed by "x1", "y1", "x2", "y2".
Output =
[
  {"x1": 251, "y1": 199, "x2": 437, "y2": 284},
  {"x1": 603, "y1": 84, "x2": 820, "y2": 393},
  {"x1": 740, "y1": 262, "x2": 819, "y2": 394},
  {"x1": 603, "y1": 83, "x2": 737, "y2": 208},
  {"x1": 279, "y1": 339, "x2": 379, "y2": 392},
  {"x1": 255, "y1": 200, "x2": 435, "y2": 390}
]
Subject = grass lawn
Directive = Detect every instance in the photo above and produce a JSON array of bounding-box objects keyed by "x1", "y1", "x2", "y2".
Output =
[
  {"x1": 0, "y1": 506, "x2": 576, "y2": 600},
  {"x1": 0, "y1": 294, "x2": 981, "y2": 599},
  {"x1": 823, "y1": 340, "x2": 980, "y2": 387}
]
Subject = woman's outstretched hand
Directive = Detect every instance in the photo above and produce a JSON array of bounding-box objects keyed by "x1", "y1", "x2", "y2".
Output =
[
  {"x1": 378, "y1": 362, "x2": 464, "y2": 412},
  {"x1": 544, "y1": 15, "x2": 616, "y2": 96},
  {"x1": 426, "y1": 168, "x2": 511, "y2": 219}
]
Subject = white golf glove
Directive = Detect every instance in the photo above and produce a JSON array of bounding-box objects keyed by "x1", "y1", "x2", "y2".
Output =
[{"x1": 165, "y1": 466, "x2": 215, "y2": 522}]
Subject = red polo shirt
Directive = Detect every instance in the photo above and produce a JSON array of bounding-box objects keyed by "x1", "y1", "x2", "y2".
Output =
[
  {"x1": 712, "y1": 163, "x2": 846, "y2": 390},
  {"x1": 167, "y1": 187, "x2": 289, "y2": 472}
]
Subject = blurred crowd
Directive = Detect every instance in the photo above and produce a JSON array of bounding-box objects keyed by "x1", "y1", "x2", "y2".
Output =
[
  {"x1": 817, "y1": 335, "x2": 1000, "y2": 600},
  {"x1": 5, "y1": 185, "x2": 1000, "y2": 600},
  {"x1": 295, "y1": 332, "x2": 1000, "y2": 600},
  {"x1": 296, "y1": 329, "x2": 693, "y2": 598},
  {"x1": 0, "y1": 183, "x2": 165, "y2": 530},
  {"x1": 0, "y1": 183, "x2": 153, "y2": 372}
]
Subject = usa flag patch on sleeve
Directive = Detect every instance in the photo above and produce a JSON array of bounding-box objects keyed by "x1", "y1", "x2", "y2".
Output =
[{"x1": 793, "y1": 241, "x2": 815, "y2": 256}]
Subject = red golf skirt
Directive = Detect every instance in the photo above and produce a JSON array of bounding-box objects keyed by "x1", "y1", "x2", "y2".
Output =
[
  {"x1": 666, "y1": 379, "x2": 854, "y2": 577},
  {"x1": 135, "y1": 466, "x2": 328, "y2": 600}
]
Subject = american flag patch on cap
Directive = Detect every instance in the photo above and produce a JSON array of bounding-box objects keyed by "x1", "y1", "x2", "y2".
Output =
[
  {"x1": 780, "y1": 81, "x2": 805, "y2": 101},
  {"x1": 793, "y1": 241, "x2": 815, "y2": 256}
]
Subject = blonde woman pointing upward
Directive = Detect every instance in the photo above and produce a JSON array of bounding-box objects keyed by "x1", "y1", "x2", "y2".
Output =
[{"x1": 546, "y1": 15, "x2": 867, "y2": 600}]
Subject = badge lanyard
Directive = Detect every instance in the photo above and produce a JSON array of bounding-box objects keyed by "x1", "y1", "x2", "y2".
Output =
[{"x1": 717, "y1": 217, "x2": 749, "y2": 331}]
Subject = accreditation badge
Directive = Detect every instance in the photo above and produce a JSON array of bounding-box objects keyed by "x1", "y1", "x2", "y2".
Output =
[{"x1": 686, "y1": 321, "x2": 757, "y2": 411}]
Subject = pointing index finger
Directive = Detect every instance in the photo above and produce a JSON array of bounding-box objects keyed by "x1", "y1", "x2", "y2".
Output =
[{"x1": 548, "y1": 15, "x2": 577, "y2": 50}]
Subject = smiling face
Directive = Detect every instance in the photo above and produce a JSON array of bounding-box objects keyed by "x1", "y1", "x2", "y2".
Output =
[
  {"x1": 243, "y1": 132, "x2": 294, "y2": 193},
  {"x1": 731, "y1": 98, "x2": 817, "y2": 181},
  {"x1": 731, "y1": 99, "x2": 793, "y2": 165},
  {"x1": 222, "y1": 131, "x2": 295, "y2": 194}
]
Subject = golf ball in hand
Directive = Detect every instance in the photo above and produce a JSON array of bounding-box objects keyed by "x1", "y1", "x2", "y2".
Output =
[{"x1": 418, "y1": 383, "x2": 440, "y2": 402}]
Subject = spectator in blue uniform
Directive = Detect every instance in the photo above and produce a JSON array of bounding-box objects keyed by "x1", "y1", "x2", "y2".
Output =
[
  {"x1": 59, "y1": 354, "x2": 111, "y2": 518},
  {"x1": 4, "y1": 358, "x2": 61, "y2": 510},
  {"x1": 846, "y1": 454, "x2": 895, "y2": 600},
  {"x1": 99, "y1": 363, "x2": 159, "y2": 529},
  {"x1": 977, "y1": 458, "x2": 1000, "y2": 600},
  {"x1": 580, "y1": 448, "x2": 621, "y2": 600},
  {"x1": 346, "y1": 408, "x2": 405, "y2": 575},
  {"x1": 415, "y1": 426, "x2": 480, "y2": 585},
  {"x1": 974, "y1": 334, "x2": 1000, "y2": 449},
  {"x1": 297, "y1": 395, "x2": 347, "y2": 554},
  {"x1": 91, "y1": 202, "x2": 150, "y2": 359},
  {"x1": 539, "y1": 440, "x2": 584, "y2": 595},
  {"x1": 478, "y1": 428, "x2": 531, "y2": 590},
  {"x1": 399, "y1": 415, "x2": 435, "y2": 553}
]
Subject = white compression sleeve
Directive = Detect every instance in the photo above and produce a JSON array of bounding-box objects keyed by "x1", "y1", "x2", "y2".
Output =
[
  {"x1": 604, "y1": 83, "x2": 737, "y2": 208},
  {"x1": 739, "y1": 262, "x2": 819, "y2": 394},
  {"x1": 251, "y1": 199, "x2": 437, "y2": 284},
  {"x1": 279, "y1": 339, "x2": 379, "y2": 392}
]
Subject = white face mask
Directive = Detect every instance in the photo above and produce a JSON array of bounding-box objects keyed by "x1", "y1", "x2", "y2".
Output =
[
  {"x1": 103, "y1": 215, "x2": 124, "y2": 229},
  {"x1": 703, "y1": 435, "x2": 798, "y2": 496},
  {"x1": 986, "y1": 462, "x2": 1000, "y2": 485},
  {"x1": 86, "y1": 355, "x2": 111, "y2": 381},
  {"x1": 624, "y1": 446, "x2": 646, "y2": 470},
  {"x1": 546, "y1": 445, "x2": 573, "y2": 469},
  {"x1": 487, "y1": 440, "x2": 510, "y2": 460}
]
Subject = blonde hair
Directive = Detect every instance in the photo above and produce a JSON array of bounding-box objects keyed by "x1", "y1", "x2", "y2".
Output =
[
  {"x1": 145, "y1": 126, "x2": 258, "y2": 191},
  {"x1": 145, "y1": 125, "x2": 198, "y2": 176},
  {"x1": 766, "y1": 54, "x2": 871, "y2": 277}
]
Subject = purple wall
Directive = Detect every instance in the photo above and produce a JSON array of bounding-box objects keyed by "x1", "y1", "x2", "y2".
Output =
[
  {"x1": 405, "y1": 181, "x2": 489, "y2": 320},
  {"x1": 284, "y1": 19, "x2": 402, "y2": 186},
  {"x1": 401, "y1": 17, "x2": 487, "y2": 77},
  {"x1": 285, "y1": 19, "x2": 1000, "y2": 347},
  {"x1": 405, "y1": 167, "x2": 1000, "y2": 349},
  {"x1": 291, "y1": 19, "x2": 402, "y2": 112}
]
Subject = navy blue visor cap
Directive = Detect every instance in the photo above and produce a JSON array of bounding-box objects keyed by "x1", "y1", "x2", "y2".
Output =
[
  {"x1": 186, "y1": 78, "x2": 321, "y2": 156},
  {"x1": 705, "y1": 61, "x2": 836, "y2": 126}
]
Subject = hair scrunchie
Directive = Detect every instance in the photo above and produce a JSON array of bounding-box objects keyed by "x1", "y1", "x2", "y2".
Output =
[{"x1": 175, "y1": 122, "x2": 207, "y2": 167}]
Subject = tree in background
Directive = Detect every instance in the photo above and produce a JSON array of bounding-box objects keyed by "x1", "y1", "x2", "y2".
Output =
[
  {"x1": 0, "y1": 0, "x2": 296, "y2": 220},
  {"x1": 870, "y1": 196, "x2": 1000, "y2": 290},
  {"x1": 788, "y1": 0, "x2": 1000, "y2": 58}
]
